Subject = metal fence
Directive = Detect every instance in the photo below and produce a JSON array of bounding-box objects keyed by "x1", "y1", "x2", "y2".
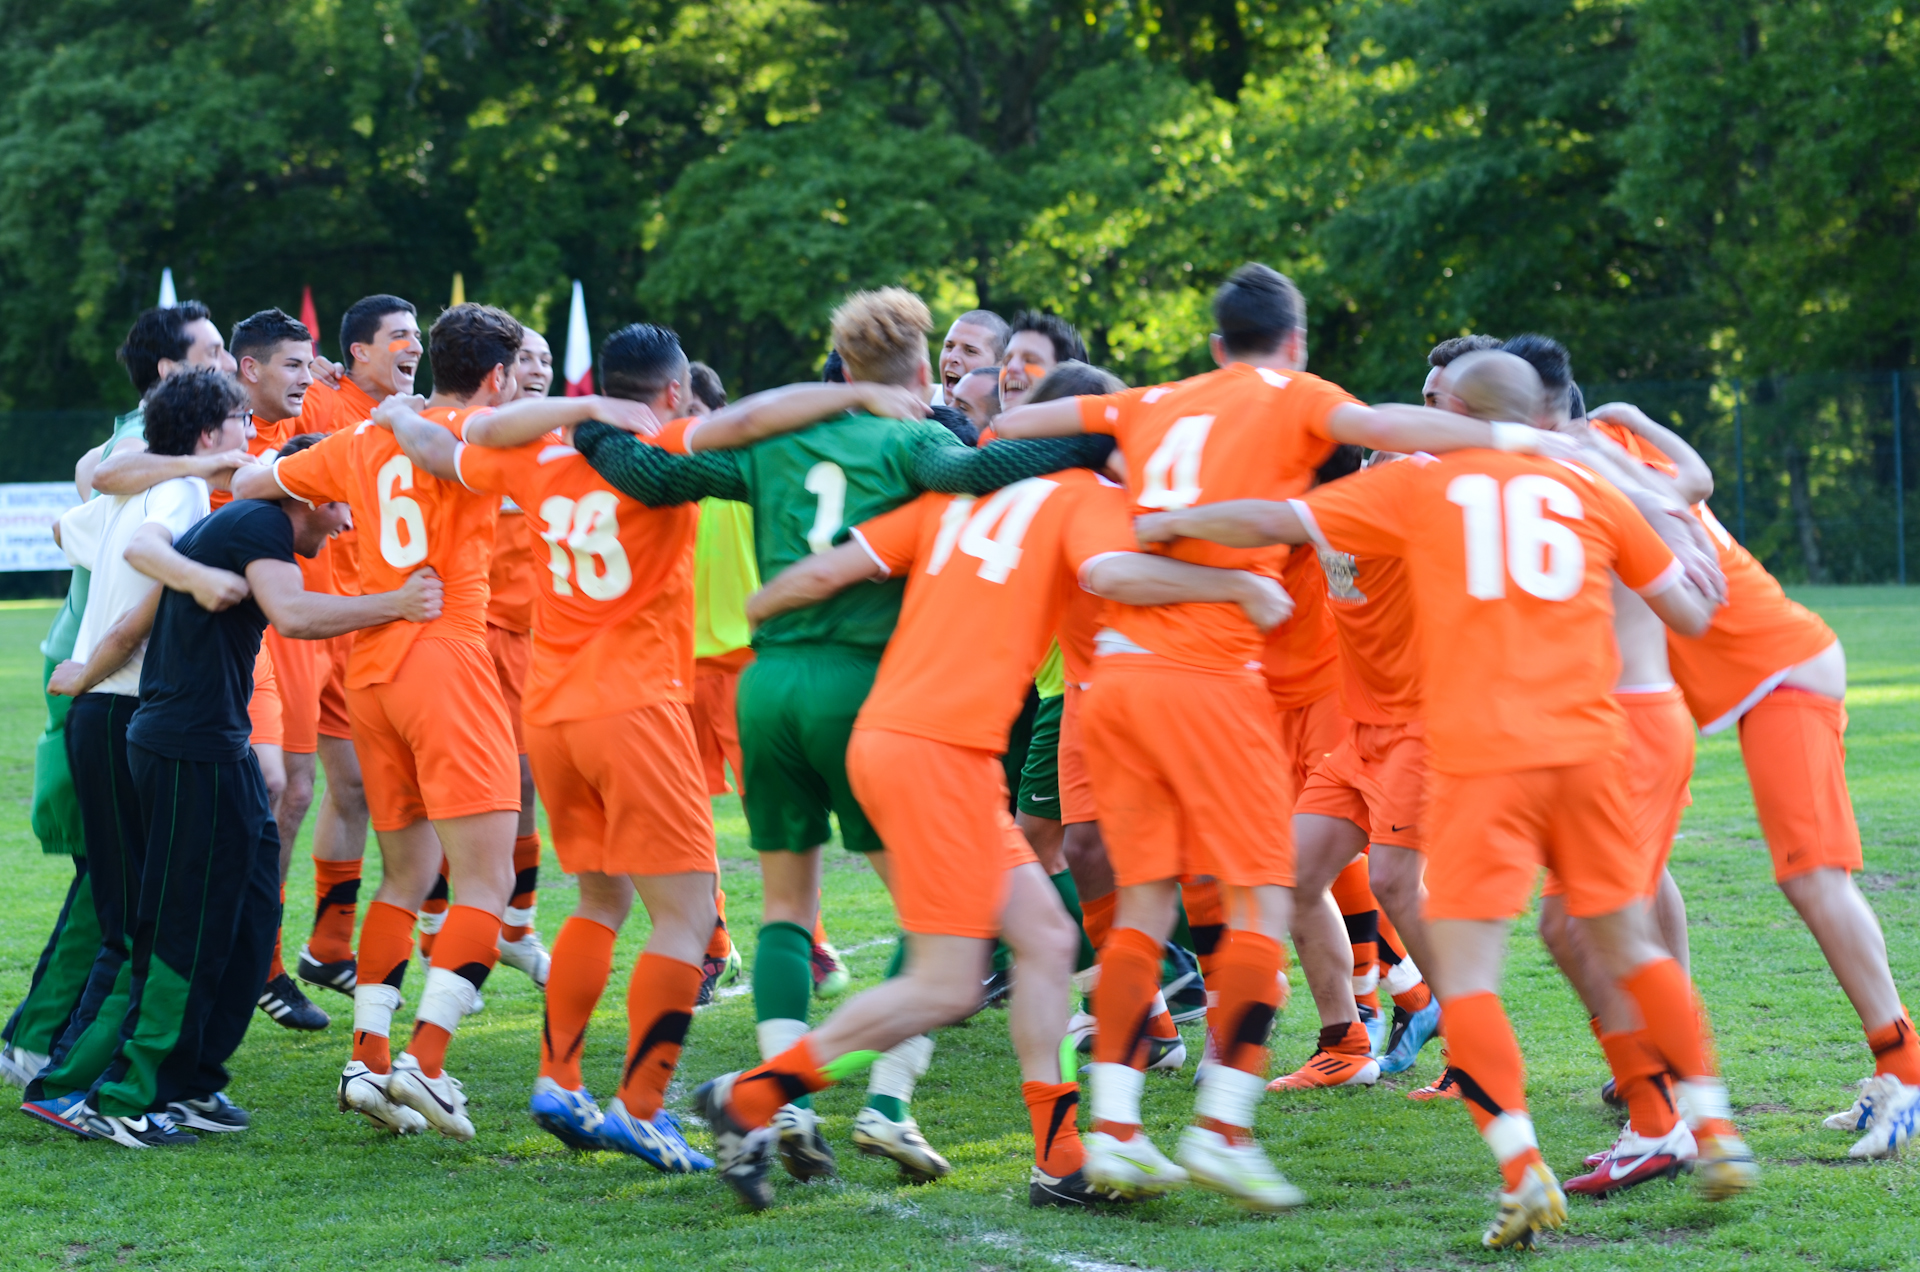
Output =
[{"x1": 1, "y1": 377, "x2": 1914, "y2": 584}]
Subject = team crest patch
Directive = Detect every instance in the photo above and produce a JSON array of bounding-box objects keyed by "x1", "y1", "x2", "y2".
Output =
[{"x1": 1319, "y1": 549, "x2": 1367, "y2": 603}]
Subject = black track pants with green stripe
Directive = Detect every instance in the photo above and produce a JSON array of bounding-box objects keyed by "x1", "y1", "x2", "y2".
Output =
[{"x1": 88, "y1": 744, "x2": 280, "y2": 1117}]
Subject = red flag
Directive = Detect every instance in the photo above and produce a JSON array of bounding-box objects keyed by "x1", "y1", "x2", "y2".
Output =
[
  {"x1": 563, "y1": 281, "x2": 593, "y2": 396},
  {"x1": 299, "y1": 286, "x2": 320, "y2": 354}
]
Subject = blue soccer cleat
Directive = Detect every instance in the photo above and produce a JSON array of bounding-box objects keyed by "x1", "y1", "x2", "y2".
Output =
[
  {"x1": 1378, "y1": 996, "x2": 1441, "y2": 1075},
  {"x1": 530, "y1": 1076, "x2": 605, "y2": 1150},
  {"x1": 20, "y1": 1089, "x2": 93, "y2": 1138},
  {"x1": 1358, "y1": 1003, "x2": 1390, "y2": 1057},
  {"x1": 599, "y1": 1097, "x2": 714, "y2": 1173}
]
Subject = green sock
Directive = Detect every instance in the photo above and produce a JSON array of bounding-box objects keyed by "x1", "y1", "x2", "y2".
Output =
[
  {"x1": 753, "y1": 921, "x2": 816, "y2": 1109},
  {"x1": 1170, "y1": 898, "x2": 1196, "y2": 955},
  {"x1": 1049, "y1": 869, "x2": 1096, "y2": 973},
  {"x1": 866, "y1": 1093, "x2": 909, "y2": 1119},
  {"x1": 993, "y1": 941, "x2": 1014, "y2": 973},
  {"x1": 884, "y1": 933, "x2": 907, "y2": 979}
]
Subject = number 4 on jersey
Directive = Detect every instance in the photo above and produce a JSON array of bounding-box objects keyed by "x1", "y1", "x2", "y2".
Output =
[{"x1": 926, "y1": 478, "x2": 1059, "y2": 583}]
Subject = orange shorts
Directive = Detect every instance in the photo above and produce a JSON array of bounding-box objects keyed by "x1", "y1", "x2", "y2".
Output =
[
  {"x1": 265, "y1": 628, "x2": 319, "y2": 753},
  {"x1": 1057, "y1": 682, "x2": 1096, "y2": 825},
  {"x1": 1294, "y1": 719, "x2": 1430, "y2": 850},
  {"x1": 1547, "y1": 688, "x2": 1694, "y2": 899},
  {"x1": 346, "y1": 637, "x2": 520, "y2": 832},
  {"x1": 247, "y1": 644, "x2": 283, "y2": 749},
  {"x1": 528, "y1": 701, "x2": 717, "y2": 877},
  {"x1": 692, "y1": 649, "x2": 753, "y2": 797},
  {"x1": 1081, "y1": 654, "x2": 1293, "y2": 889},
  {"x1": 486, "y1": 622, "x2": 531, "y2": 756},
  {"x1": 1425, "y1": 759, "x2": 1643, "y2": 921},
  {"x1": 1274, "y1": 692, "x2": 1346, "y2": 799},
  {"x1": 847, "y1": 727, "x2": 1037, "y2": 938},
  {"x1": 1739, "y1": 687, "x2": 1861, "y2": 881}
]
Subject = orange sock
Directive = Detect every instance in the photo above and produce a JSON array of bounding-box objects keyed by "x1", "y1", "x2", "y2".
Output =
[
  {"x1": 1377, "y1": 917, "x2": 1432, "y2": 1012},
  {"x1": 269, "y1": 882, "x2": 287, "y2": 981},
  {"x1": 1621, "y1": 958, "x2": 1712, "y2": 1080},
  {"x1": 418, "y1": 860, "x2": 450, "y2": 958},
  {"x1": 1091, "y1": 926, "x2": 1162, "y2": 1069},
  {"x1": 1441, "y1": 991, "x2": 1541, "y2": 1191},
  {"x1": 1080, "y1": 890, "x2": 1116, "y2": 953},
  {"x1": 1024, "y1": 1080, "x2": 1085, "y2": 1176},
  {"x1": 541, "y1": 917, "x2": 617, "y2": 1089},
  {"x1": 617, "y1": 953, "x2": 704, "y2": 1119},
  {"x1": 706, "y1": 887, "x2": 733, "y2": 961},
  {"x1": 502, "y1": 833, "x2": 542, "y2": 943},
  {"x1": 1209, "y1": 930, "x2": 1283, "y2": 1077},
  {"x1": 407, "y1": 905, "x2": 501, "y2": 1078},
  {"x1": 1867, "y1": 1010, "x2": 1920, "y2": 1086},
  {"x1": 1181, "y1": 880, "x2": 1226, "y2": 979},
  {"x1": 352, "y1": 901, "x2": 417, "y2": 1072},
  {"x1": 811, "y1": 909, "x2": 828, "y2": 947},
  {"x1": 1599, "y1": 1029, "x2": 1679, "y2": 1139},
  {"x1": 311, "y1": 858, "x2": 362, "y2": 964},
  {"x1": 1146, "y1": 994, "x2": 1179, "y2": 1041},
  {"x1": 729, "y1": 1037, "x2": 831, "y2": 1130}
]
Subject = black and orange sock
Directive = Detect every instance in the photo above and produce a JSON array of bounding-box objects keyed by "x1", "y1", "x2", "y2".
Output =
[
  {"x1": 311, "y1": 858, "x2": 362, "y2": 963},
  {"x1": 502, "y1": 833, "x2": 542, "y2": 943},
  {"x1": 1091, "y1": 927, "x2": 1162, "y2": 1068},
  {"x1": 1080, "y1": 890, "x2": 1116, "y2": 954},
  {"x1": 729, "y1": 1038, "x2": 832, "y2": 1129},
  {"x1": 1441, "y1": 992, "x2": 1540, "y2": 1191},
  {"x1": 1868, "y1": 1009, "x2": 1920, "y2": 1086},
  {"x1": 1621, "y1": 958, "x2": 1712, "y2": 1081},
  {"x1": 418, "y1": 862, "x2": 451, "y2": 958},
  {"x1": 1180, "y1": 880, "x2": 1226, "y2": 979},
  {"x1": 1023, "y1": 1080, "x2": 1085, "y2": 1176},
  {"x1": 706, "y1": 886, "x2": 733, "y2": 961},
  {"x1": 408, "y1": 905, "x2": 501, "y2": 1078},
  {"x1": 1599, "y1": 1029, "x2": 1679, "y2": 1139},
  {"x1": 617, "y1": 953, "x2": 704, "y2": 1119},
  {"x1": 1208, "y1": 929, "x2": 1283, "y2": 1077},
  {"x1": 541, "y1": 917, "x2": 616, "y2": 1089},
  {"x1": 352, "y1": 901, "x2": 416, "y2": 1073}
]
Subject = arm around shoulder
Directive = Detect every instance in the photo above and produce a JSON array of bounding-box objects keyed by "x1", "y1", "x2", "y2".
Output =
[{"x1": 248, "y1": 558, "x2": 443, "y2": 639}]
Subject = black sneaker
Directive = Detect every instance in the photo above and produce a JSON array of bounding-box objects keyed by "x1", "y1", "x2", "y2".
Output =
[
  {"x1": 167, "y1": 1092, "x2": 250, "y2": 1133},
  {"x1": 1030, "y1": 1166, "x2": 1129, "y2": 1207},
  {"x1": 297, "y1": 944, "x2": 358, "y2": 996},
  {"x1": 772, "y1": 1102, "x2": 837, "y2": 1180},
  {"x1": 980, "y1": 966, "x2": 1014, "y2": 1010},
  {"x1": 1600, "y1": 1077, "x2": 1623, "y2": 1108},
  {"x1": 1161, "y1": 943, "x2": 1207, "y2": 1024},
  {"x1": 78, "y1": 1103, "x2": 198, "y2": 1148},
  {"x1": 258, "y1": 972, "x2": 330, "y2": 1031},
  {"x1": 694, "y1": 1074, "x2": 776, "y2": 1210}
]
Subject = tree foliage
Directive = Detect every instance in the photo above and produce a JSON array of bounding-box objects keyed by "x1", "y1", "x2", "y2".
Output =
[{"x1": 0, "y1": 0, "x2": 1914, "y2": 409}]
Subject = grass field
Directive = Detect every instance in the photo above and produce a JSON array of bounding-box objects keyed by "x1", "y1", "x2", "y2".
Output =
[{"x1": 0, "y1": 588, "x2": 1915, "y2": 1269}]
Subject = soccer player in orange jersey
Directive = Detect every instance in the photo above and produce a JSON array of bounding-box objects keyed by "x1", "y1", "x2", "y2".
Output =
[
  {"x1": 993, "y1": 265, "x2": 1583, "y2": 1206},
  {"x1": 693, "y1": 457, "x2": 1289, "y2": 1212},
  {"x1": 374, "y1": 330, "x2": 726, "y2": 1172},
  {"x1": 231, "y1": 303, "x2": 521, "y2": 1140},
  {"x1": 1137, "y1": 350, "x2": 1753, "y2": 1247}
]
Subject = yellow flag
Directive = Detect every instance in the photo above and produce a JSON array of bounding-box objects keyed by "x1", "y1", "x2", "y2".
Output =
[{"x1": 450, "y1": 272, "x2": 466, "y2": 307}]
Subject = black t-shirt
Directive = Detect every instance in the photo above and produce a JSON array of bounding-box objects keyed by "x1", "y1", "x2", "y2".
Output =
[{"x1": 130, "y1": 500, "x2": 295, "y2": 762}]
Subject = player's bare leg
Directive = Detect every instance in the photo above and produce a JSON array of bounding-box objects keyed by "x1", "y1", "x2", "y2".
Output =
[
  {"x1": 276, "y1": 751, "x2": 317, "y2": 880},
  {"x1": 1272, "y1": 814, "x2": 1374, "y2": 1090},
  {"x1": 303, "y1": 735, "x2": 369, "y2": 995},
  {"x1": 1017, "y1": 812, "x2": 1068, "y2": 874},
  {"x1": 1778, "y1": 868, "x2": 1902, "y2": 1041},
  {"x1": 1652, "y1": 870, "x2": 1691, "y2": 976}
]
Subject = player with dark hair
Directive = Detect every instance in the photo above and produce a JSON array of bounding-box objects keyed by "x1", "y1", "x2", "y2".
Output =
[
  {"x1": 999, "y1": 313, "x2": 1090, "y2": 412},
  {"x1": 938, "y1": 309, "x2": 1009, "y2": 400}
]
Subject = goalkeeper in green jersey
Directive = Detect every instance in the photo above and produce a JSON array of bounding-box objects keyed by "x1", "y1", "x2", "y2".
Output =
[{"x1": 570, "y1": 290, "x2": 1114, "y2": 1184}]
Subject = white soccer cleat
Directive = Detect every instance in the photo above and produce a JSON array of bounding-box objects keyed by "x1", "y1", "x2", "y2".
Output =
[
  {"x1": 852, "y1": 1105, "x2": 953, "y2": 1183},
  {"x1": 497, "y1": 933, "x2": 551, "y2": 991},
  {"x1": 1175, "y1": 1124, "x2": 1304, "y2": 1210},
  {"x1": 338, "y1": 1060, "x2": 427, "y2": 1135},
  {"x1": 1083, "y1": 1128, "x2": 1190, "y2": 1198},
  {"x1": 0, "y1": 1044, "x2": 49, "y2": 1089},
  {"x1": 1067, "y1": 1009, "x2": 1098, "y2": 1053},
  {"x1": 1825, "y1": 1076, "x2": 1883, "y2": 1132},
  {"x1": 387, "y1": 1053, "x2": 476, "y2": 1141},
  {"x1": 1483, "y1": 1159, "x2": 1567, "y2": 1250},
  {"x1": 1849, "y1": 1075, "x2": 1920, "y2": 1159}
]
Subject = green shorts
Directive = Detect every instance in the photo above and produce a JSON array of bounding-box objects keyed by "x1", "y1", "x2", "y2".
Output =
[
  {"x1": 1017, "y1": 693, "x2": 1064, "y2": 820},
  {"x1": 737, "y1": 645, "x2": 885, "y2": 855}
]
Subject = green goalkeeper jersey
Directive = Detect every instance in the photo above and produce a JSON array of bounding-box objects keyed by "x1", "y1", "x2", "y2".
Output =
[{"x1": 574, "y1": 413, "x2": 1113, "y2": 654}]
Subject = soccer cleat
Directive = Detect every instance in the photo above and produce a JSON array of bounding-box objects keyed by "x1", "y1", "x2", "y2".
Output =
[
  {"x1": 1359, "y1": 1003, "x2": 1390, "y2": 1056},
  {"x1": 529, "y1": 1075, "x2": 605, "y2": 1150},
  {"x1": 1082, "y1": 1128, "x2": 1190, "y2": 1198},
  {"x1": 1849, "y1": 1075, "x2": 1920, "y2": 1159},
  {"x1": 1600, "y1": 1077, "x2": 1624, "y2": 1108},
  {"x1": 599, "y1": 1097, "x2": 713, "y2": 1172},
  {"x1": 852, "y1": 1105, "x2": 953, "y2": 1183},
  {"x1": 20, "y1": 1090, "x2": 93, "y2": 1137},
  {"x1": 1176, "y1": 1124, "x2": 1305, "y2": 1210},
  {"x1": 78, "y1": 1103, "x2": 198, "y2": 1149},
  {"x1": 811, "y1": 942, "x2": 851, "y2": 997},
  {"x1": 498, "y1": 932, "x2": 551, "y2": 991},
  {"x1": 297, "y1": 944, "x2": 358, "y2": 996},
  {"x1": 979, "y1": 966, "x2": 1014, "y2": 1011},
  {"x1": 0, "y1": 1044, "x2": 49, "y2": 1089},
  {"x1": 1408, "y1": 1066, "x2": 1463, "y2": 1101},
  {"x1": 1483, "y1": 1160, "x2": 1566, "y2": 1250},
  {"x1": 1693, "y1": 1127, "x2": 1759, "y2": 1199},
  {"x1": 1147, "y1": 1035, "x2": 1188, "y2": 1073},
  {"x1": 258, "y1": 972, "x2": 331, "y2": 1031},
  {"x1": 339, "y1": 1060, "x2": 427, "y2": 1135},
  {"x1": 772, "y1": 1102, "x2": 838, "y2": 1180},
  {"x1": 1068, "y1": 1009, "x2": 1099, "y2": 1053},
  {"x1": 694, "y1": 1073, "x2": 777, "y2": 1211},
  {"x1": 1030, "y1": 1166, "x2": 1128, "y2": 1207},
  {"x1": 166, "y1": 1092, "x2": 250, "y2": 1133},
  {"x1": 1161, "y1": 943, "x2": 1208, "y2": 1024},
  {"x1": 698, "y1": 946, "x2": 743, "y2": 1007},
  {"x1": 387, "y1": 1053, "x2": 476, "y2": 1141},
  {"x1": 1565, "y1": 1123, "x2": 1696, "y2": 1195},
  {"x1": 1825, "y1": 1076, "x2": 1882, "y2": 1132},
  {"x1": 1270, "y1": 1047, "x2": 1380, "y2": 1090},
  {"x1": 1378, "y1": 997, "x2": 1441, "y2": 1075}
]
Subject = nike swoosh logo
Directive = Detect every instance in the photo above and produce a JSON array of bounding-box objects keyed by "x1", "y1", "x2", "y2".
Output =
[
  {"x1": 1608, "y1": 1151, "x2": 1671, "y2": 1180},
  {"x1": 409, "y1": 1078, "x2": 457, "y2": 1114},
  {"x1": 1391, "y1": 824, "x2": 1413, "y2": 833},
  {"x1": 1030, "y1": 795, "x2": 1056, "y2": 802},
  {"x1": 1114, "y1": 1153, "x2": 1171, "y2": 1174}
]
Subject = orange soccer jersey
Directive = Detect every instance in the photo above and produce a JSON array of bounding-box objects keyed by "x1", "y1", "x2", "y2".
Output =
[
  {"x1": 1078, "y1": 362, "x2": 1358, "y2": 670},
  {"x1": 486, "y1": 503, "x2": 536, "y2": 635},
  {"x1": 1296, "y1": 450, "x2": 1680, "y2": 775},
  {"x1": 1262, "y1": 545, "x2": 1340, "y2": 711},
  {"x1": 296, "y1": 378, "x2": 380, "y2": 598}
]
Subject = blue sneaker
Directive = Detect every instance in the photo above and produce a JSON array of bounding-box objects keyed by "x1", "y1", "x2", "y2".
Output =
[
  {"x1": 1378, "y1": 996, "x2": 1441, "y2": 1075},
  {"x1": 20, "y1": 1089, "x2": 93, "y2": 1138},
  {"x1": 530, "y1": 1076, "x2": 605, "y2": 1150},
  {"x1": 1359, "y1": 1003, "x2": 1390, "y2": 1056},
  {"x1": 599, "y1": 1097, "x2": 713, "y2": 1173}
]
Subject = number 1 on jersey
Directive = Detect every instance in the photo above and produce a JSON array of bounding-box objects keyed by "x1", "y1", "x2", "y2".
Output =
[{"x1": 804, "y1": 462, "x2": 847, "y2": 553}]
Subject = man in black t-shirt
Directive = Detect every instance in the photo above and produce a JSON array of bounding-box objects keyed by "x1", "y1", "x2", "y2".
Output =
[{"x1": 72, "y1": 432, "x2": 442, "y2": 1148}]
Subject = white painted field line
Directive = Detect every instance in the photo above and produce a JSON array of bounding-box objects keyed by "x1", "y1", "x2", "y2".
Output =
[{"x1": 702, "y1": 935, "x2": 899, "y2": 1005}]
